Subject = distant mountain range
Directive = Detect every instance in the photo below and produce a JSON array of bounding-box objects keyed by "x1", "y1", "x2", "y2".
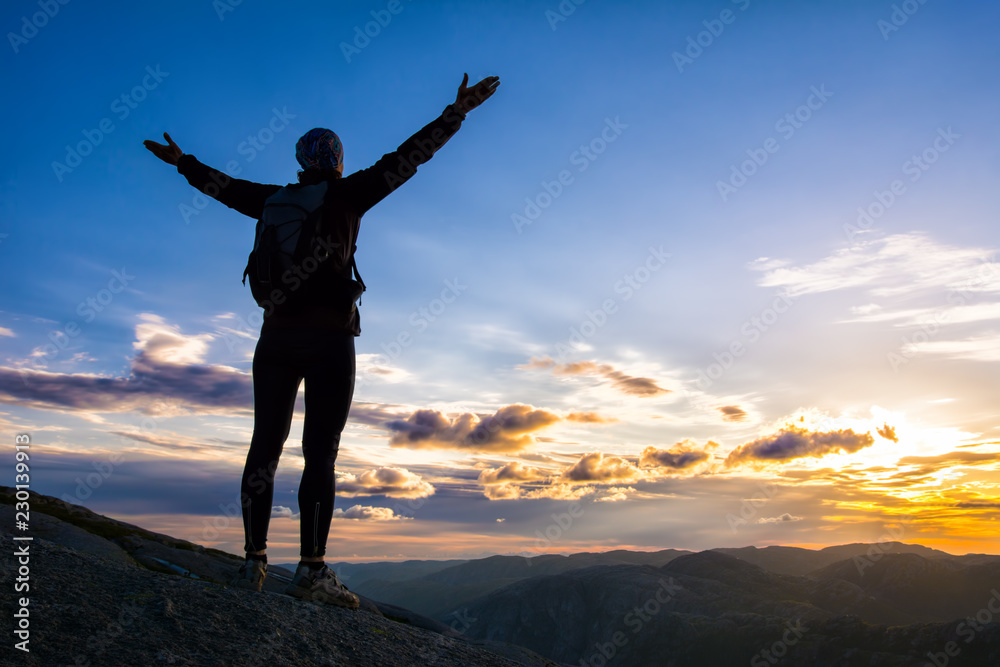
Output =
[
  {"x1": 334, "y1": 543, "x2": 1000, "y2": 665},
  {"x1": 6, "y1": 484, "x2": 997, "y2": 666}
]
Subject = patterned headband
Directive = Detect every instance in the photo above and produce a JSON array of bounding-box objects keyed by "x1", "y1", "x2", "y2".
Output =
[{"x1": 295, "y1": 128, "x2": 343, "y2": 171}]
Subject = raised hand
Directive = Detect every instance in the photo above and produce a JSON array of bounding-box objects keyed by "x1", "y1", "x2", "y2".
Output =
[
  {"x1": 454, "y1": 74, "x2": 500, "y2": 114},
  {"x1": 143, "y1": 132, "x2": 183, "y2": 166}
]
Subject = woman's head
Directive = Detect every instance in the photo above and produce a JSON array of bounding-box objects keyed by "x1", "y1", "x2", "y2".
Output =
[{"x1": 295, "y1": 128, "x2": 343, "y2": 182}]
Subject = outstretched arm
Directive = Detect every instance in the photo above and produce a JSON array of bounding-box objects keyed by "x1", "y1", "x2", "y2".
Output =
[
  {"x1": 454, "y1": 73, "x2": 501, "y2": 115},
  {"x1": 349, "y1": 74, "x2": 500, "y2": 213},
  {"x1": 144, "y1": 132, "x2": 280, "y2": 219}
]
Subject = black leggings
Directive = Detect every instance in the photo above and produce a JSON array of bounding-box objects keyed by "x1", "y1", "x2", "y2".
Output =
[{"x1": 241, "y1": 326, "x2": 355, "y2": 558}]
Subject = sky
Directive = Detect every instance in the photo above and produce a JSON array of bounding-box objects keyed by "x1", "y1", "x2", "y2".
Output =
[{"x1": 2, "y1": 0, "x2": 999, "y2": 562}]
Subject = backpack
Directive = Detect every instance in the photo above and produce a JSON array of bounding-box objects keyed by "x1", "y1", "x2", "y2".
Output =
[{"x1": 242, "y1": 182, "x2": 365, "y2": 316}]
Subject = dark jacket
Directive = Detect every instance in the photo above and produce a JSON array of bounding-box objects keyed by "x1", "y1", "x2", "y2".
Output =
[{"x1": 176, "y1": 103, "x2": 468, "y2": 335}]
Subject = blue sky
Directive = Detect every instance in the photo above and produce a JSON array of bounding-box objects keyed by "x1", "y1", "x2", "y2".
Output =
[{"x1": 3, "y1": 0, "x2": 999, "y2": 561}]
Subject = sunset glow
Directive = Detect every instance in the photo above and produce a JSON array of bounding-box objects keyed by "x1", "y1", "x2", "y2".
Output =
[{"x1": 3, "y1": 0, "x2": 998, "y2": 563}]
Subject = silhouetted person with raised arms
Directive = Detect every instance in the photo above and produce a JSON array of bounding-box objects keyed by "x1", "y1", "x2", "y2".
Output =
[{"x1": 144, "y1": 74, "x2": 499, "y2": 607}]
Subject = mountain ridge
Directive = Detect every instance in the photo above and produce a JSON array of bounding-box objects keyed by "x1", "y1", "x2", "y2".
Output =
[{"x1": 5, "y1": 486, "x2": 998, "y2": 666}]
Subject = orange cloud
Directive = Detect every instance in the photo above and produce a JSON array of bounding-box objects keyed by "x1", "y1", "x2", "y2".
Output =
[
  {"x1": 483, "y1": 483, "x2": 523, "y2": 500},
  {"x1": 893, "y1": 451, "x2": 999, "y2": 476},
  {"x1": 755, "y1": 513, "x2": 803, "y2": 524},
  {"x1": 726, "y1": 426, "x2": 875, "y2": 466},
  {"x1": 477, "y1": 452, "x2": 646, "y2": 500},
  {"x1": 337, "y1": 467, "x2": 434, "y2": 499},
  {"x1": 478, "y1": 462, "x2": 551, "y2": 485},
  {"x1": 385, "y1": 403, "x2": 613, "y2": 453},
  {"x1": 520, "y1": 356, "x2": 669, "y2": 397},
  {"x1": 640, "y1": 442, "x2": 711, "y2": 471},
  {"x1": 595, "y1": 486, "x2": 636, "y2": 502},
  {"x1": 522, "y1": 484, "x2": 597, "y2": 501},
  {"x1": 559, "y1": 452, "x2": 641, "y2": 484},
  {"x1": 387, "y1": 404, "x2": 560, "y2": 452},
  {"x1": 719, "y1": 405, "x2": 748, "y2": 422},
  {"x1": 566, "y1": 411, "x2": 617, "y2": 424},
  {"x1": 877, "y1": 424, "x2": 899, "y2": 442}
]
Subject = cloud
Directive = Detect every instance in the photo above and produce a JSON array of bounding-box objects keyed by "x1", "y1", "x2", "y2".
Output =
[
  {"x1": 271, "y1": 505, "x2": 298, "y2": 519},
  {"x1": 719, "y1": 406, "x2": 748, "y2": 422},
  {"x1": 356, "y1": 353, "x2": 412, "y2": 384},
  {"x1": 0, "y1": 315, "x2": 422, "y2": 436},
  {"x1": 521, "y1": 356, "x2": 669, "y2": 397},
  {"x1": 850, "y1": 303, "x2": 882, "y2": 316},
  {"x1": 337, "y1": 467, "x2": 435, "y2": 499},
  {"x1": 519, "y1": 357, "x2": 558, "y2": 371},
  {"x1": 904, "y1": 335, "x2": 1000, "y2": 363},
  {"x1": 754, "y1": 233, "x2": 998, "y2": 299},
  {"x1": 566, "y1": 411, "x2": 617, "y2": 424},
  {"x1": 640, "y1": 443, "x2": 711, "y2": 470},
  {"x1": 109, "y1": 429, "x2": 244, "y2": 457},
  {"x1": 0, "y1": 327, "x2": 14, "y2": 338},
  {"x1": 386, "y1": 404, "x2": 562, "y2": 453},
  {"x1": 348, "y1": 402, "x2": 416, "y2": 428},
  {"x1": 522, "y1": 483, "x2": 596, "y2": 501},
  {"x1": 954, "y1": 501, "x2": 1000, "y2": 509},
  {"x1": 0, "y1": 314, "x2": 251, "y2": 416},
  {"x1": 515, "y1": 452, "x2": 567, "y2": 464},
  {"x1": 478, "y1": 453, "x2": 642, "y2": 500},
  {"x1": 559, "y1": 452, "x2": 641, "y2": 484},
  {"x1": 756, "y1": 513, "x2": 803, "y2": 524},
  {"x1": 595, "y1": 486, "x2": 636, "y2": 503},
  {"x1": 725, "y1": 426, "x2": 875, "y2": 466},
  {"x1": 482, "y1": 483, "x2": 523, "y2": 500},
  {"x1": 133, "y1": 314, "x2": 213, "y2": 364},
  {"x1": 478, "y1": 462, "x2": 550, "y2": 485},
  {"x1": 844, "y1": 303, "x2": 1000, "y2": 327},
  {"x1": 331, "y1": 505, "x2": 410, "y2": 521},
  {"x1": 894, "y1": 451, "x2": 999, "y2": 475},
  {"x1": 877, "y1": 424, "x2": 898, "y2": 442},
  {"x1": 600, "y1": 371, "x2": 669, "y2": 397}
]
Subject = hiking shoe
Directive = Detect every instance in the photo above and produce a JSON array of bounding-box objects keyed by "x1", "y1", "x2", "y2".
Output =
[
  {"x1": 231, "y1": 558, "x2": 267, "y2": 592},
  {"x1": 284, "y1": 564, "x2": 360, "y2": 609}
]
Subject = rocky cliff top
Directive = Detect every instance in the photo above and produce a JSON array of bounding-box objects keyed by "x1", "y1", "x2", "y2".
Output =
[{"x1": 0, "y1": 487, "x2": 561, "y2": 667}]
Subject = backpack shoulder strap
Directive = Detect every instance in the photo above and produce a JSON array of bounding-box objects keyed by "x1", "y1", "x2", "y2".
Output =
[
  {"x1": 350, "y1": 243, "x2": 366, "y2": 304},
  {"x1": 350, "y1": 245, "x2": 365, "y2": 287},
  {"x1": 242, "y1": 219, "x2": 265, "y2": 285}
]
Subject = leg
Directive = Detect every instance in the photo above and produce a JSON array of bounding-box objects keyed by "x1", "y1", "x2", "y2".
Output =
[
  {"x1": 242, "y1": 330, "x2": 302, "y2": 555},
  {"x1": 298, "y1": 331, "x2": 355, "y2": 559}
]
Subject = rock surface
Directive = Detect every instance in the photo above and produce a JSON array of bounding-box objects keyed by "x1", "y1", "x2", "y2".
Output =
[{"x1": 0, "y1": 487, "x2": 561, "y2": 667}]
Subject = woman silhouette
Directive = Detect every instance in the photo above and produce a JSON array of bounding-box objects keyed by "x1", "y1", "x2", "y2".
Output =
[{"x1": 144, "y1": 74, "x2": 499, "y2": 606}]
